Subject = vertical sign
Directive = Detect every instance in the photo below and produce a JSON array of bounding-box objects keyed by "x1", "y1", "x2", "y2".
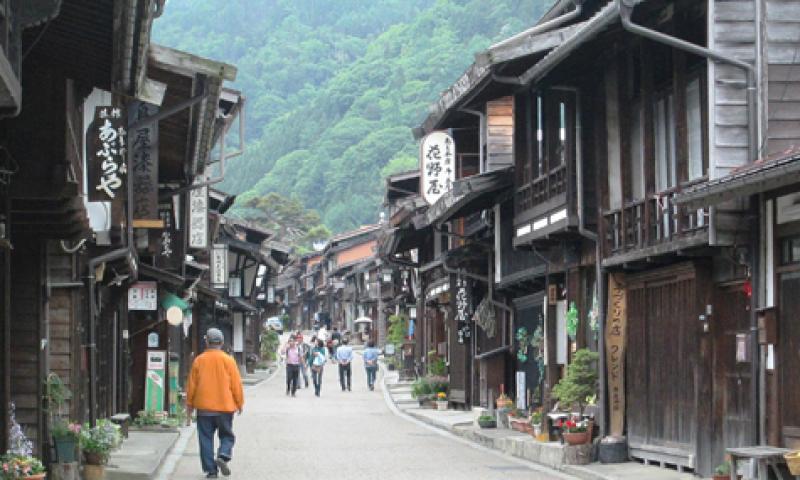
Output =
[
  {"x1": 420, "y1": 131, "x2": 456, "y2": 205},
  {"x1": 516, "y1": 371, "x2": 526, "y2": 410},
  {"x1": 152, "y1": 200, "x2": 182, "y2": 270},
  {"x1": 189, "y1": 185, "x2": 208, "y2": 249},
  {"x1": 144, "y1": 350, "x2": 166, "y2": 412},
  {"x1": 89, "y1": 106, "x2": 127, "y2": 202},
  {"x1": 605, "y1": 273, "x2": 627, "y2": 437},
  {"x1": 453, "y1": 276, "x2": 471, "y2": 344},
  {"x1": 211, "y1": 244, "x2": 228, "y2": 289},
  {"x1": 129, "y1": 101, "x2": 161, "y2": 227}
]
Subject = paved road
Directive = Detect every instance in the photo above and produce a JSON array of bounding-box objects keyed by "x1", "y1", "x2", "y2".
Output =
[{"x1": 169, "y1": 350, "x2": 574, "y2": 480}]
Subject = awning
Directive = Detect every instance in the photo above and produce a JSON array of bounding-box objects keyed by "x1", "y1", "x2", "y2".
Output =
[
  {"x1": 424, "y1": 167, "x2": 513, "y2": 227},
  {"x1": 676, "y1": 148, "x2": 800, "y2": 209},
  {"x1": 379, "y1": 224, "x2": 432, "y2": 257},
  {"x1": 228, "y1": 297, "x2": 258, "y2": 313},
  {"x1": 354, "y1": 317, "x2": 373, "y2": 324},
  {"x1": 139, "y1": 263, "x2": 185, "y2": 287}
]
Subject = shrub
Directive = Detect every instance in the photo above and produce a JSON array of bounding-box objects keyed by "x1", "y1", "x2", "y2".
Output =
[{"x1": 551, "y1": 349, "x2": 599, "y2": 414}]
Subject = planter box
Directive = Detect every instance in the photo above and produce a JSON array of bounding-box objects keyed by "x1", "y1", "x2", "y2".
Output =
[
  {"x1": 436, "y1": 401, "x2": 448, "y2": 411},
  {"x1": 477, "y1": 419, "x2": 497, "y2": 429}
]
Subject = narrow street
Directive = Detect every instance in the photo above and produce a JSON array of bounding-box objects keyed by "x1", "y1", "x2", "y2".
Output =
[{"x1": 168, "y1": 352, "x2": 574, "y2": 480}]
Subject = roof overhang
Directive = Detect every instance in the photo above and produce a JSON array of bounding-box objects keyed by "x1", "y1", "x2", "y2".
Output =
[
  {"x1": 676, "y1": 149, "x2": 800, "y2": 209},
  {"x1": 424, "y1": 168, "x2": 513, "y2": 227}
]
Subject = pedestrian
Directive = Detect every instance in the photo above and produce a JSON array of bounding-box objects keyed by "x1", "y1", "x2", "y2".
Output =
[
  {"x1": 280, "y1": 336, "x2": 304, "y2": 396},
  {"x1": 363, "y1": 340, "x2": 380, "y2": 391},
  {"x1": 335, "y1": 337, "x2": 353, "y2": 391},
  {"x1": 186, "y1": 328, "x2": 243, "y2": 479},
  {"x1": 310, "y1": 339, "x2": 327, "y2": 397},
  {"x1": 296, "y1": 332, "x2": 310, "y2": 388}
]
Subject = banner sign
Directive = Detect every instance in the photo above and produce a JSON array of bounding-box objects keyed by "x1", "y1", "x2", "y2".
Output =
[
  {"x1": 144, "y1": 350, "x2": 166, "y2": 412},
  {"x1": 128, "y1": 281, "x2": 158, "y2": 310},
  {"x1": 211, "y1": 244, "x2": 228, "y2": 289},
  {"x1": 152, "y1": 199, "x2": 183, "y2": 270},
  {"x1": 453, "y1": 276, "x2": 471, "y2": 345},
  {"x1": 606, "y1": 273, "x2": 628, "y2": 437},
  {"x1": 420, "y1": 130, "x2": 455, "y2": 205},
  {"x1": 89, "y1": 106, "x2": 127, "y2": 202},
  {"x1": 129, "y1": 101, "x2": 161, "y2": 227},
  {"x1": 189, "y1": 185, "x2": 209, "y2": 249}
]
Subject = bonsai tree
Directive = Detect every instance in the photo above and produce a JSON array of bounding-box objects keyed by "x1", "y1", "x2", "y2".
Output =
[{"x1": 551, "y1": 349, "x2": 599, "y2": 415}]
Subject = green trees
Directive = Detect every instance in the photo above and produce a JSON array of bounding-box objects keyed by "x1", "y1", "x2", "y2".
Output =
[
  {"x1": 551, "y1": 349, "x2": 599, "y2": 415},
  {"x1": 240, "y1": 193, "x2": 331, "y2": 253},
  {"x1": 154, "y1": 0, "x2": 554, "y2": 233}
]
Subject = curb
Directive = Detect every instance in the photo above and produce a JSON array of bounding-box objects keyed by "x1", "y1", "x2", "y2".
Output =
[{"x1": 379, "y1": 369, "x2": 579, "y2": 480}]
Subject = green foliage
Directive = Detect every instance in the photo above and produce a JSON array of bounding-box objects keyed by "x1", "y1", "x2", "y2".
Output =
[
  {"x1": 260, "y1": 328, "x2": 281, "y2": 362},
  {"x1": 79, "y1": 420, "x2": 122, "y2": 463},
  {"x1": 551, "y1": 349, "x2": 599, "y2": 414},
  {"x1": 410, "y1": 376, "x2": 448, "y2": 399},
  {"x1": 153, "y1": 0, "x2": 554, "y2": 234},
  {"x1": 714, "y1": 461, "x2": 731, "y2": 475},
  {"x1": 427, "y1": 350, "x2": 447, "y2": 377},
  {"x1": 386, "y1": 314, "x2": 407, "y2": 349},
  {"x1": 238, "y1": 192, "x2": 331, "y2": 251}
]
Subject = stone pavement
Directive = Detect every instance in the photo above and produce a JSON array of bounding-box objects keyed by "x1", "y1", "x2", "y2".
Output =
[
  {"x1": 106, "y1": 428, "x2": 182, "y2": 480},
  {"x1": 382, "y1": 374, "x2": 697, "y2": 480},
  {"x1": 165, "y1": 353, "x2": 579, "y2": 480}
]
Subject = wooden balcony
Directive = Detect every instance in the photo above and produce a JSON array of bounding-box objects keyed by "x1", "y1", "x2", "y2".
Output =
[
  {"x1": 514, "y1": 165, "x2": 576, "y2": 245},
  {"x1": 603, "y1": 190, "x2": 709, "y2": 266}
]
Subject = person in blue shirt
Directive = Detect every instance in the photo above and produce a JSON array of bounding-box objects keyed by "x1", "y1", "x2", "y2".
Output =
[
  {"x1": 334, "y1": 338, "x2": 354, "y2": 391},
  {"x1": 362, "y1": 341, "x2": 380, "y2": 391},
  {"x1": 310, "y1": 339, "x2": 327, "y2": 397}
]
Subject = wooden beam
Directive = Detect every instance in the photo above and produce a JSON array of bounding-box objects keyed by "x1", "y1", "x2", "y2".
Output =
[{"x1": 149, "y1": 44, "x2": 237, "y2": 82}]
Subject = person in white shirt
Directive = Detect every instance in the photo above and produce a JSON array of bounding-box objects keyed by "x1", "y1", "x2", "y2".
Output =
[{"x1": 335, "y1": 338, "x2": 354, "y2": 391}]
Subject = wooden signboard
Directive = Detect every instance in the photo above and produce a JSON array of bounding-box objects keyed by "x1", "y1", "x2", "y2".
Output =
[
  {"x1": 129, "y1": 101, "x2": 162, "y2": 228},
  {"x1": 420, "y1": 131, "x2": 455, "y2": 205},
  {"x1": 606, "y1": 273, "x2": 627, "y2": 437},
  {"x1": 89, "y1": 106, "x2": 127, "y2": 202}
]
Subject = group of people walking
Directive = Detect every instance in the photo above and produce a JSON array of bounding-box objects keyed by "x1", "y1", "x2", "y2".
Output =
[{"x1": 280, "y1": 330, "x2": 382, "y2": 396}]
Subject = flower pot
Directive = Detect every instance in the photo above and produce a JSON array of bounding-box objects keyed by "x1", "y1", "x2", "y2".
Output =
[
  {"x1": 563, "y1": 431, "x2": 590, "y2": 446},
  {"x1": 53, "y1": 436, "x2": 78, "y2": 463},
  {"x1": 23, "y1": 474, "x2": 46, "y2": 480},
  {"x1": 436, "y1": 400, "x2": 448, "y2": 411},
  {"x1": 83, "y1": 452, "x2": 106, "y2": 466},
  {"x1": 712, "y1": 476, "x2": 728, "y2": 480},
  {"x1": 533, "y1": 424, "x2": 542, "y2": 437},
  {"x1": 477, "y1": 419, "x2": 496, "y2": 429},
  {"x1": 536, "y1": 433, "x2": 550, "y2": 442},
  {"x1": 509, "y1": 419, "x2": 526, "y2": 432},
  {"x1": 83, "y1": 464, "x2": 105, "y2": 480}
]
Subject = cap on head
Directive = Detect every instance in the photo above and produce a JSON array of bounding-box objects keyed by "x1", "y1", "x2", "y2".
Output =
[{"x1": 206, "y1": 328, "x2": 224, "y2": 347}]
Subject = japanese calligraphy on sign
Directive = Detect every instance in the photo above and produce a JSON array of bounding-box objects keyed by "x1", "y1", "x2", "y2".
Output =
[
  {"x1": 128, "y1": 282, "x2": 158, "y2": 310},
  {"x1": 605, "y1": 273, "x2": 627, "y2": 437},
  {"x1": 129, "y1": 101, "x2": 160, "y2": 226},
  {"x1": 89, "y1": 106, "x2": 127, "y2": 202},
  {"x1": 151, "y1": 201, "x2": 182, "y2": 270},
  {"x1": 211, "y1": 244, "x2": 228, "y2": 289},
  {"x1": 189, "y1": 185, "x2": 209, "y2": 249},
  {"x1": 420, "y1": 131, "x2": 456, "y2": 205},
  {"x1": 453, "y1": 276, "x2": 471, "y2": 345}
]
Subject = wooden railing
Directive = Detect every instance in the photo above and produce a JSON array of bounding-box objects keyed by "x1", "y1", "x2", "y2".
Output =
[
  {"x1": 603, "y1": 191, "x2": 708, "y2": 256},
  {"x1": 515, "y1": 165, "x2": 568, "y2": 213}
]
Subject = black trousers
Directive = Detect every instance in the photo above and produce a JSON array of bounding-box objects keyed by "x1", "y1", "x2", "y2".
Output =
[
  {"x1": 338, "y1": 363, "x2": 351, "y2": 390},
  {"x1": 286, "y1": 364, "x2": 300, "y2": 394}
]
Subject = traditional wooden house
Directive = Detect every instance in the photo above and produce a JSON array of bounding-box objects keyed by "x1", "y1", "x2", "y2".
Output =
[
  {"x1": 491, "y1": 0, "x2": 797, "y2": 474},
  {"x1": 0, "y1": 0, "x2": 160, "y2": 454}
]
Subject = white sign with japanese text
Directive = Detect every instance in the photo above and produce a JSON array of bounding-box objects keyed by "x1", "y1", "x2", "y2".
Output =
[
  {"x1": 211, "y1": 244, "x2": 228, "y2": 289},
  {"x1": 128, "y1": 281, "x2": 158, "y2": 310},
  {"x1": 420, "y1": 130, "x2": 456, "y2": 205},
  {"x1": 189, "y1": 185, "x2": 208, "y2": 249}
]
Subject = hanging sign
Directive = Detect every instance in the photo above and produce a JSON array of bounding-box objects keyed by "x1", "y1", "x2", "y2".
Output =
[
  {"x1": 128, "y1": 281, "x2": 158, "y2": 310},
  {"x1": 129, "y1": 101, "x2": 162, "y2": 228},
  {"x1": 189, "y1": 185, "x2": 208, "y2": 249},
  {"x1": 420, "y1": 130, "x2": 455, "y2": 205},
  {"x1": 453, "y1": 276, "x2": 471, "y2": 345},
  {"x1": 89, "y1": 106, "x2": 127, "y2": 202},
  {"x1": 211, "y1": 244, "x2": 229, "y2": 289},
  {"x1": 152, "y1": 200, "x2": 182, "y2": 270},
  {"x1": 606, "y1": 273, "x2": 627, "y2": 437}
]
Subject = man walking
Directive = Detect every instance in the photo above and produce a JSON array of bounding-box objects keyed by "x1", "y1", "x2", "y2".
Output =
[
  {"x1": 186, "y1": 328, "x2": 243, "y2": 478},
  {"x1": 363, "y1": 340, "x2": 380, "y2": 391},
  {"x1": 335, "y1": 337, "x2": 353, "y2": 391},
  {"x1": 281, "y1": 336, "x2": 304, "y2": 396},
  {"x1": 296, "y1": 332, "x2": 310, "y2": 388}
]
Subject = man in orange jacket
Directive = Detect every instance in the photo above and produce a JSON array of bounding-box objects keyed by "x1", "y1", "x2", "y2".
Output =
[{"x1": 186, "y1": 328, "x2": 243, "y2": 478}]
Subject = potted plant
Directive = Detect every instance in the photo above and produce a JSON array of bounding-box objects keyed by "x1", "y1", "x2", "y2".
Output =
[
  {"x1": 0, "y1": 454, "x2": 47, "y2": 480},
  {"x1": 530, "y1": 410, "x2": 548, "y2": 441},
  {"x1": 477, "y1": 415, "x2": 496, "y2": 429},
  {"x1": 551, "y1": 349, "x2": 599, "y2": 418},
  {"x1": 80, "y1": 421, "x2": 122, "y2": 480},
  {"x1": 559, "y1": 417, "x2": 590, "y2": 446},
  {"x1": 411, "y1": 377, "x2": 433, "y2": 407},
  {"x1": 495, "y1": 384, "x2": 513, "y2": 410},
  {"x1": 50, "y1": 420, "x2": 80, "y2": 463},
  {"x1": 435, "y1": 392, "x2": 448, "y2": 411},
  {"x1": 712, "y1": 461, "x2": 731, "y2": 480}
]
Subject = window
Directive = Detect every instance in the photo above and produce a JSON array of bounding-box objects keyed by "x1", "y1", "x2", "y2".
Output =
[
  {"x1": 781, "y1": 236, "x2": 800, "y2": 265},
  {"x1": 686, "y1": 76, "x2": 705, "y2": 181},
  {"x1": 654, "y1": 92, "x2": 677, "y2": 192}
]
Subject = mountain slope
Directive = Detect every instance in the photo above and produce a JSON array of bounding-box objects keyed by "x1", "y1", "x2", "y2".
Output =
[{"x1": 154, "y1": 0, "x2": 554, "y2": 232}]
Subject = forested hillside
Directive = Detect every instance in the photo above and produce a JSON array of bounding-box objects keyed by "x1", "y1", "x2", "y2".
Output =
[{"x1": 154, "y1": 0, "x2": 553, "y2": 233}]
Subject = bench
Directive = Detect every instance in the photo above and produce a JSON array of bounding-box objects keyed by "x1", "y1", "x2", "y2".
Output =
[{"x1": 726, "y1": 446, "x2": 797, "y2": 480}]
